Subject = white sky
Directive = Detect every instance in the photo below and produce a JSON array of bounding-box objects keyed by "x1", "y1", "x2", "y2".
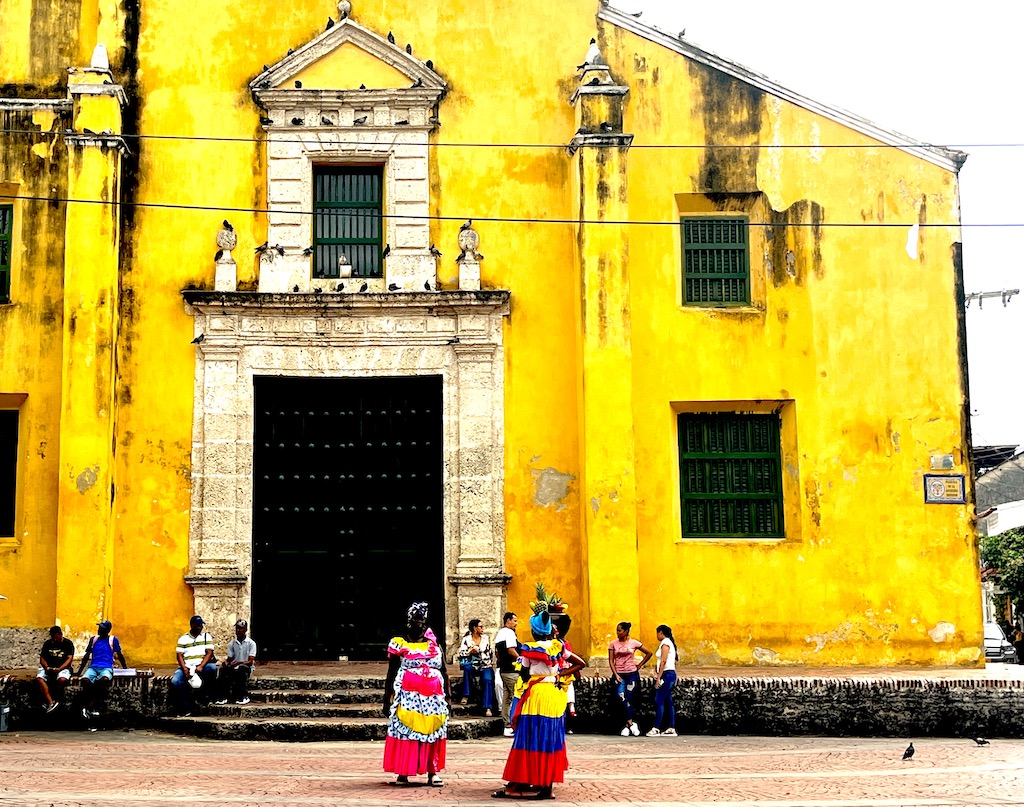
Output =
[{"x1": 635, "y1": 0, "x2": 1024, "y2": 451}]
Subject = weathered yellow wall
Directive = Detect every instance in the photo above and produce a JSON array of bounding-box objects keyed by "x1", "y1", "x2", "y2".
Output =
[
  {"x1": 0, "y1": 1, "x2": 978, "y2": 665},
  {"x1": 0, "y1": 108, "x2": 68, "y2": 635}
]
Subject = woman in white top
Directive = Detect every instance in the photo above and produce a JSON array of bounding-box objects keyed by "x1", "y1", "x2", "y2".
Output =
[
  {"x1": 456, "y1": 618, "x2": 495, "y2": 716},
  {"x1": 646, "y1": 624, "x2": 678, "y2": 736}
]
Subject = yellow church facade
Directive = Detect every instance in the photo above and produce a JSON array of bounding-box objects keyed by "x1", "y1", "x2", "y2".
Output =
[{"x1": 0, "y1": 0, "x2": 979, "y2": 666}]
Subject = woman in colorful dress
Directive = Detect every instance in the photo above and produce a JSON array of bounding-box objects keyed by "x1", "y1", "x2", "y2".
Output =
[
  {"x1": 382, "y1": 602, "x2": 450, "y2": 787},
  {"x1": 492, "y1": 610, "x2": 585, "y2": 800}
]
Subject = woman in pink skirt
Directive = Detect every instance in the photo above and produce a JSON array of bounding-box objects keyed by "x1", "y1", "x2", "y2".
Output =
[{"x1": 382, "y1": 602, "x2": 451, "y2": 787}]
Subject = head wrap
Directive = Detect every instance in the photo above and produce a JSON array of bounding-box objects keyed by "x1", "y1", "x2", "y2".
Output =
[
  {"x1": 529, "y1": 610, "x2": 552, "y2": 637},
  {"x1": 407, "y1": 601, "x2": 429, "y2": 622}
]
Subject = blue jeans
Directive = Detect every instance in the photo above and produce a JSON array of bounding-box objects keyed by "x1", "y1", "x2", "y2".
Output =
[
  {"x1": 615, "y1": 671, "x2": 641, "y2": 722},
  {"x1": 654, "y1": 670, "x2": 677, "y2": 729},
  {"x1": 460, "y1": 665, "x2": 494, "y2": 710},
  {"x1": 169, "y1": 663, "x2": 218, "y2": 711}
]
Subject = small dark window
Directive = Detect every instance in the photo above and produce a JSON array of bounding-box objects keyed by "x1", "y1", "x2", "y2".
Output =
[
  {"x1": 313, "y1": 166, "x2": 384, "y2": 279},
  {"x1": 0, "y1": 205, "x2": 12, "y2": 303},
  {"x1": 0, "y1": 409, "x2": 18, "y2": 536},
  {"x1": 681, "y1": 216, "x2": 749, "y2": 305},
  {"x1": 678, "y1": 412, "x2": 784, "y2": 539}
]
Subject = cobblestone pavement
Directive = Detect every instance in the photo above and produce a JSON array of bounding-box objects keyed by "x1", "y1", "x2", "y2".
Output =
[{"x1": 2, "y1": 730, "x2": 1023, "y2": 806}]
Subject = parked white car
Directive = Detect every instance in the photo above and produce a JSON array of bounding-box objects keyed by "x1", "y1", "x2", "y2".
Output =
[{"x1": 984, "y1": 622, "x2": 1018, "y2": 663}]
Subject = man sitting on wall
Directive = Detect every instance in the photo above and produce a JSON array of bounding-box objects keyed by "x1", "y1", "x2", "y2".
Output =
[
  {"x1": 37, "y1": 626, "x2": 75, "y2": 714},
  {"x1": 76, "y1": 620, "x2": 128, "y2": 719},
  {"x1": 214, "y1": 619, "x2": 258, "y2": 705},
  {"x1": 169, "y1": 615, "x2": 218, "y2": 716}
]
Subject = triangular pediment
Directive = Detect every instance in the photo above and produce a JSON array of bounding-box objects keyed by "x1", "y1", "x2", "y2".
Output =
[{"x1": 249, "y1": 18, "x2": 444, "y2": 94}]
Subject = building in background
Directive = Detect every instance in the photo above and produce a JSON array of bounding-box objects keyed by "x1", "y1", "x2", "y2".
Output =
[{"x1": 0, "y1": 0, "x2": 979, "y2": 666}]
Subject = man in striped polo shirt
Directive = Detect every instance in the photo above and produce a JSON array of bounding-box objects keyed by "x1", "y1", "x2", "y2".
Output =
[{"x1": 169, "y1": 615, "x2": 218, "y2": 716}]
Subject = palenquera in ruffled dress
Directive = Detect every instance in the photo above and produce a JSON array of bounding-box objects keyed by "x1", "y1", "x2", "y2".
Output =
[{"x1": 383, "y1": 603, "x2": 449, "y2": 783}]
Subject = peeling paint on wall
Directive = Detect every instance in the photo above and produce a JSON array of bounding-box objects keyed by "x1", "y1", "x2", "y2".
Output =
[
  {"x1": 752, "y1": 646, "x2": 780, "y2": 664},
  {"x1": 75, "y1": 465, "x2": 99, "y2": 494},
  {"x1": 531, "y1": 467, "x2": 575, "y2": 511},
  {"x1": 928, "y1": 622, "x2": 956, "y2": 643}
]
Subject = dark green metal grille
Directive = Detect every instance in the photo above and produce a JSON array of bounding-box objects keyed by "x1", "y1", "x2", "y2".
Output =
[
  {"x1": 0, "y1": 409, "x2": 17, "y2": 536},
  {"x1": 0, "y1": 205, "x2": 11, "y2": 303},
  {"x1": 682, "y1": 216, "x2": 749, "y2": 305},
  {"x1": 313, "y1": 166, "x2": 384, "y2": 279},
  {"x1": 678, "y1": 412, "x2": 784, "y2": 538}
]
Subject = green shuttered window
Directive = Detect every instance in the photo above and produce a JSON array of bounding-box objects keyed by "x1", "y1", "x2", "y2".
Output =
[
  {"x1": 0, "y1": 205, "x2": 12, "y2": 303},
  {"x1": 682, "y1": 216, "x2": 749, "y2": 305},
  {"x1": 0, "y1": 409, "x2": 17, "y2": 536},
  {"x1": 313, "y1": 166, "x2": 384, "y2": 279},
  {"x1": 678, "y1": 412, "x2": 784, "y2": 539}
]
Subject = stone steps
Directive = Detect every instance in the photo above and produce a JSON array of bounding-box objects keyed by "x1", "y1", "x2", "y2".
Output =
[{"x1": 158, "y1": 673, "x2": 502, "y2": 742}]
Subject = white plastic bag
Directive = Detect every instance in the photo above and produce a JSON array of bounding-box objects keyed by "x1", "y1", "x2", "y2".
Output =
[{"x1": 493, "y1": 670, "x2": 504, "y2": 710}]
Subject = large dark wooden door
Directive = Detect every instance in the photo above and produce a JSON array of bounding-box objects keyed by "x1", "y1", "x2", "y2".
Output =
[{"x1": 251, "y1": 375, "x2": 444, "y2": 660}]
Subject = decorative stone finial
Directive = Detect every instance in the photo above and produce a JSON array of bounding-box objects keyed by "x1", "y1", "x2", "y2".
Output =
[
  {"x1": 337, "y1": 0, "x2": 351, "y2": 19},
  {"x1": 214, "y1": 219, "x2": 238, "y2": 291},
  {"x1": 90, "y1": 43, "x2": 109, "y2": 71},
  {"x1": 456, "y1": 219, "x2": 482, "y2": 263}
]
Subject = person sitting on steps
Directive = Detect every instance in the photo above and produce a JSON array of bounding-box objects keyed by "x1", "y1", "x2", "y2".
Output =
[
  {"x1": 76, "y1": 620, "x2": 128, "y2": 720},
  {"x1": 37, "y1": 626, "x2": 75, "y2": 714},
  {"x1": 214, "y1": 619, "x2": 257, "y2": 705}
]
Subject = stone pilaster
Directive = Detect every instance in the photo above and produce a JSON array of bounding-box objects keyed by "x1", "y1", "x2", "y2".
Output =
[
  {"x1": 568, "y1": 53, "x2": 640, "y2": 661},
  {"x1": 54, "y1": 56, "x2": 128, "y2": 634}
]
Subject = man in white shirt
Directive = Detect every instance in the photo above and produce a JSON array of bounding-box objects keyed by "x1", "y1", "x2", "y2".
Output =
[
  {"x1": 493, "y1": 612, "x2": 520, "y2": 736},
  {"x1": 215, "y1": 619, "x2": 258, "y2": 705}
]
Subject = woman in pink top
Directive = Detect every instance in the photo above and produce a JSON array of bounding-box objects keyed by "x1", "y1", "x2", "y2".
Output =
[{"x1": 607, "y1": 621, "x2": 653, "y2": 736}]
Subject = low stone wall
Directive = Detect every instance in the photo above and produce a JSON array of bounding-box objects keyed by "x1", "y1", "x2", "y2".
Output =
[
  {"x1": 0, "y1": 673, "x2": 171, "y2": 730},
  {"x1": 572, "y1": 675, "x2": 1024, "y2": 738},
  {"x1": 4, "y1": 672, "x2": 1024, "y2": 738},
  {"x1": 0, "y1": 628, "x2": 47, "y2": 669}
]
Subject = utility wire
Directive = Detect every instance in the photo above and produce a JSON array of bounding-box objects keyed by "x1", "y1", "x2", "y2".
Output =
[
  {"x1": 0, "y1": 192, "x2": 1006, "y2": 228},
  {"x1": 0, "y1": 126, "x2": 1006, "y2": 150}
]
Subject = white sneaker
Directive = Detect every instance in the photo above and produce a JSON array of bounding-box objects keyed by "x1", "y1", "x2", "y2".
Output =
[
  {"x1": 235, "y1": 697, "x2": 250, "y2": 705},
  {"x1": 620, "y1": 727, "x2": 631, "y2": 736},
  {"x1": 213, "y1": 699, "x2": 228, "y2": 706},
  {"x1": 503, "y1": 727, "x2": 515, "y2": 737},
  {"x1": 629, "y1": 723, "x2": 640, "y2": 736},
  {"x1": 646, "y1": 727, "x2": 661, "y2": 737},
  {"x1": 663, "y1": 728, "x2": 678, "y2": 736}
]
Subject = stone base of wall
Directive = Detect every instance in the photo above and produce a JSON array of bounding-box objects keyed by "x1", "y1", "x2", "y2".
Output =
[
  {"x1": 4, "y1": 672, "x2": 1024, "y2": 738},
  {"x1": 0, "y1": 628, "x2": 48, "y2": 669},
  {"x1": 572, "y1": 675, "x2": 1024, "y2": 738}
]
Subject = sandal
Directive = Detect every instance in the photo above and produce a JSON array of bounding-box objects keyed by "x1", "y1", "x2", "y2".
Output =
[
  {"x1": 491, "y1": 790, "x2": 516, "y2": 799},
  {"x1": 429, "y1": 776, "x2": 444, "y2": 787},
  {"x1": 387, "y1": 777, "x2": 414, "y2": 787}
]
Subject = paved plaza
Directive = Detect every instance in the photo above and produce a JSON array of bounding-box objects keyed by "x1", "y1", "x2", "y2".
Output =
[{"x1": 2, "y1": 729, "x2": 1023, "y2": 806}]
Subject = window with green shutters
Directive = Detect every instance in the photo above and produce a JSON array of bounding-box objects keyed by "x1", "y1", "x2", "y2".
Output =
[
  {"x1": 678, "y1": 412, "x2": 784, "y2": 539},
  {"x1": 313, "y1": 166, "x2": 384, "y2": 279},
  {"x1": 0, "y1": 205, "x2": 12, "y2": 303},
  {"x1": 0, "y1": 409, "x2": 17, "y2": 536},
  {"x1": 681, "y1": 216, "x2": 749, "y2": 305}
]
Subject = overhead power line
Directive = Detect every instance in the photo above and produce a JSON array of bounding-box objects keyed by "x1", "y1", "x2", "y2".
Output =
[
  {"x1": 0, "y1": 192, "x2": 1006, "y2": 228},
  {"x1": 0, "y1": 126, "x2": 1009, "y2": 151}
]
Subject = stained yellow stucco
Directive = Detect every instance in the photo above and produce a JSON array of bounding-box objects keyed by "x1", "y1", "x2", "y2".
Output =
[{"x1": 0, "y1": 1, "x2": 978, "y2": 666}]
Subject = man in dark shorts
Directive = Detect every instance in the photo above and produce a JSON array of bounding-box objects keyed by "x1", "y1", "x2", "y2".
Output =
[{"x1": 37, "y1": 626, "x2": 75, "y2": 713}]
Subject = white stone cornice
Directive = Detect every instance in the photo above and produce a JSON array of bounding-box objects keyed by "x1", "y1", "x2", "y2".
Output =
[
  {"x1": 183, "y1": 290, "x2": 510, "y2": 318},
  {"x1": 258, "y1": 87, "x2": 445, "y2": 109},
  {"x1": 0, "y1": 98, "x2": 72, "y2": 113}
]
